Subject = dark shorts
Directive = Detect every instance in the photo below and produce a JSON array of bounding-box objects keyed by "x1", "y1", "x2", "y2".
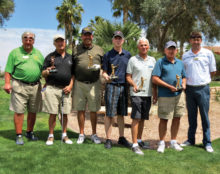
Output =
[
  {"x1": 104, "y1": 83, "x2": 128, "y2": 117},
  {"x1": 131, "y1": 96, "x2": 151, "y2": 120}
]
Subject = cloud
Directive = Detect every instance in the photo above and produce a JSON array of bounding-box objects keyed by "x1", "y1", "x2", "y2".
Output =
[{"x1": 0, "y1": 28, "x2": 64, "y2": 71}]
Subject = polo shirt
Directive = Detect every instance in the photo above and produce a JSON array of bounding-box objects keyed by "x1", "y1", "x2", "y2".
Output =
[
  {"x1": 182, "y1": 48, "x2": 216, "y2": 86},
  {"x1": 127, "y1": 55, "x2": 156, "y2": 96},
  {"x1": 5, "y1": 46, "x2": 44, "y2": 83},
  {"x1": 73, "y1": 44, "x2": 104, "y2": 82},
  {"x1": 152, "y1": 56, "x2": 186, "y2": 97},
  {"x1": 103, "y1": 48, "x2": 131, "y2": 84},
  {"x1": 43, "y1": 51, "x2": 73, "y2": 87}
]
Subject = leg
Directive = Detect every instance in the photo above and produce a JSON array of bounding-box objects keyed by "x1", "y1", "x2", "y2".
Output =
[
  {"x1": 131, "y1": 119, "x2": 139, "y2": 144},
  {"x1": 77, "y1": 111, "x2": 85, "y2": 134},
  {"x1": 90, "y1": 112, "x2": 97, "y2": 135},
  {"x1": 60, "y1": 114, "x2": 68, "y2": 133},
  {"x1": 159, "y1": 119, "x2": 168, "y2": 141},
  {"x1": 171, "y1": 117, "x2": 181, "y2": 140},
  {"x1": 137, "y1": 119, "x2": 145, "y2": 140},
  {"x1": 49, "y1": 114, "x2": 56, "y2": 134},
  {"x1": 27, "y1": 112, "x2": 36, "y2": 132},
  {"x1": 117, "y1": 115, "x2": 124, "y2": 137},
  {"x1": 104, "y1": 116, "x2": 113, "y2": 139},
  {"x1": 14, "y1": 113, "x2": 24, "y2": 134}
]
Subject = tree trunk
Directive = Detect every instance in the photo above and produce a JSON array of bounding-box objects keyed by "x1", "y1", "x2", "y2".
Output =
[
  {"x1": 123, "y1": 8, "x2": 128, "y2": 24},
  {"x1": 180, "y1": 40, "x2": 184, "y2": 59}
]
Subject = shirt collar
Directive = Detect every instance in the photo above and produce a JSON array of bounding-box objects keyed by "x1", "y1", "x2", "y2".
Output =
[
  {"x1": 163, "y1": 56, "x2": 177, "y2": 63},
  {"x1": 82, "y1": 43, "x2": 94, "y2": 50},
  {"x1": 21, "y1": 46, "x2": 35, "y2": 54},
  {"x1": 112, "y1": 48, "x2": 125, "y2": 55}
]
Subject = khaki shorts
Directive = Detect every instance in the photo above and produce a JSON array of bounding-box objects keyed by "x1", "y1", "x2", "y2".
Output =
[
  {"x1": 158, "y1": 93, "x2": 185, "y2": 119},
  {"x1": 42, "y1": 85, "x2": 72, "y2": 115},
  {"x1": 73, "y1": 80, "x2": 101, "y2": 112},
  {"x1": 10, "y1": 79, "x2": 42, "y2": 114}
]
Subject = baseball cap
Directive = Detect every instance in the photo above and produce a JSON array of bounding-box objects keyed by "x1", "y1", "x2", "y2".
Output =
[
  {"x1": 165, "y1": 41, "x2": 177, "y2": 49},
  {"x1": 81, "y1": 27, "x2": 93, "y2": 34},
  {"x1": 53, "y1": 34, "x2": 65, "y2": 42},
  {"x1": 113, "y1": 31, "x2": 124, "y2": 38},
  {"x1": 190, "y1": 31, "x2": 202, "y2": 38}
]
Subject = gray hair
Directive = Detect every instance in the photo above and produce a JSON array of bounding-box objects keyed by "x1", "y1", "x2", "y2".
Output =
[
  {"x1": 21, "y1": 31, "x2": 35, "y2": 40},
  {"x1": 137, "y1": 37, "x2": 149, "y2": 46}
]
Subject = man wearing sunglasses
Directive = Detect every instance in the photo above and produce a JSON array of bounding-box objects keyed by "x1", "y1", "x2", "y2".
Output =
[
  {"x1": 4, "y1": 31, "x2": 44, "y2": 145},
  {"x1": 181, "y1": 31, "x2": 216, "y2": 153}
]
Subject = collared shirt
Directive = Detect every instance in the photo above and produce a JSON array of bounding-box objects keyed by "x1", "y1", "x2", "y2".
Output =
[
  {"x1": 5, "y1": 46, "x2": 44, "y2": 83},
  {"x1": 126, "y1": 55, "x2": 156, "y2": 96},
  {"x1": 152, "y1": 56, "x2": 186, "y2": 97},
  {"x1": 103, "y1": 48, "x2": 131, "y2": 84},
  {"x1": 43, "y1": 51, "x2": 73, "y2": 87},
  {"x1": 73, "y1": 44, "x2": 104, "y2": 82},
  {"x1": 182, "y1": 48, "x2": 216, "y2": 86}
]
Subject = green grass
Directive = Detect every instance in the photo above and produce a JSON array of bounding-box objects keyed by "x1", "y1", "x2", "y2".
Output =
[
  {"x1": 210, "y1": 81, "x2": 220, "y2": 87},
  {"x1": 0, "y1": 79, "x2": 220, "y2": 174}
]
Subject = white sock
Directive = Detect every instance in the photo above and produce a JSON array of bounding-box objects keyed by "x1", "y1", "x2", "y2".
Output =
[
  {"x1": 62, "y1": 133, "x2": 67, "y2": 138},
  {"x1": 137, "y1": 139, "x2": 142, "y2": 143},
  {"x1": 170, "y1": 140, "x2": 177, "y2": 144},
  {"x1": 159, "y1": 140, "x2": 165, "y2": 145},
  {"x1": 48, "y1": 134, "x2": 54, "y2": 138},
  {"x1": 132, "y1": 143, "x2": 138, "y2": 148},
  {"x1": 79, "y1": 134, "x2": 84, "y2": 136}
]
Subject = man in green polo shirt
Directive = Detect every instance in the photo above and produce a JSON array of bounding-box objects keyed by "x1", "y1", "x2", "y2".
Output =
[{"x1": 4, "y1": 31, "x2": 44, "y2": 145}]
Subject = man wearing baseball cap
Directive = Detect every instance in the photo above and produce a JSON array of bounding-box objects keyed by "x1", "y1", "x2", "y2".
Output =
[
  {"x1": 152, "y1": 41, "x2": 186, "y2": 153},
  {"x1": 42, "y1": 34, "x2": 74, "y2": 145}
]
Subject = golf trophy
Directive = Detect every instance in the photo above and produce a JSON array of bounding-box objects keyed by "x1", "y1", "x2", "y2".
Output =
[
  {"x1": 109, "y1": 64, "x2": 118, "y2": 80},
  {"x1": 136, "y1": 77, "x2": 146, "y2": 92},
  {"x1": 49, "y1": 56, "x2": 58, "y2": 73},
  {"x1": 87, "y1": 54, "x2": 100, "y2": 71},
  {"x1": 176, "y1": 75, "x2": 183, "y2": 91}
]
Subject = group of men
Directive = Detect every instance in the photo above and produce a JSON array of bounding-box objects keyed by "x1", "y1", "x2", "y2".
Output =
[{"x1": 4, "y1": 28, "x2": 216, "y2": 155}]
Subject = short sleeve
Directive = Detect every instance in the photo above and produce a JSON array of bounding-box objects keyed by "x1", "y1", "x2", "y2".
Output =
[
  {"x1": 152, "y1": 59, "x2": 162, "y2": 77},
  {"x1": 43, "y1": 54, "x2": 51, "y2": 70},
  {"x1": 126, "y1": 58, "x2": 133, "y2": 74},
  {"x1": 5, "y1": 51, "x2": 15, "y2": 74},
  {"x1": 102, "y1": 53, "x2": 108, "y2": 71},
  {"x1": 209, "y1": 51, "x2": 216, "y2": 72}
]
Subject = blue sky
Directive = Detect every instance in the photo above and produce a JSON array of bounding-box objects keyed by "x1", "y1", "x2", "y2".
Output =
[{"x1": 0, "y1": 0, "x2": 122, "y2": 70}]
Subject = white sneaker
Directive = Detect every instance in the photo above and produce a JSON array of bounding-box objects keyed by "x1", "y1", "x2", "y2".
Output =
[
  {"x1": 205, "y1": 146, "x2": 214, "y2": 153},
  {"x1": 91, "y1": 134, "x2": 101, "y2": 144},
  {"x1": 157, "y1": 142, "x2": 165, "y2": 153},
  {"x1": 46, "y1": 137, "x2": 54, "y2": 146},
  {"x1": 77, "y1": 134, "x2": 85, "y2": 144},
  {"x1": 63, "y1": 136, "x2": 73, "y2": 144},
  {"x1": 170, "y1": 142, "x2": 183, "y2": 151},
  {"x1": 180, "y1": 140, "x2": 192, "y2": 147}
]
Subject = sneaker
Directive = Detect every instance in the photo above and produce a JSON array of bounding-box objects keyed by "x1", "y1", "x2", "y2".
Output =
[
  {"x1": 132, "y1": 146, "x2": 144, "y2": 155},
  {"x1": 104, "y1": 139, "x2": 112, "y2": 149},
  {"x1": 63, "y1": 136, "x2": 73, "y2": 144},
  {"x1": 170, "y1": 142, "x2": 183, "y2": 151},
  {"x1": 118, "y1": 137, "x2": 132, "y2": 148},
  {"x1": 138, "y1": 141, "x2": 150, "y2": 149},
  {"x1": 180, "y1": 140, "x2": 192, "y2": 147},
  {"x1": 157, "y1": 142, "x2": 165, "y2": 153},
  {"x1": 77, "y1": 134, "x2": 85, "y2": 144},
  {"x1": 91, "y1": 134, "x2": 101, "y2": 144},
  {"x1": 205, "y1": 145, "x2": 214, "y2": 153},
  {"x1": 16, "y1": 135, "x2": 24, "y2": 145},
  {"x1": 46, "y1": 137, "x2": 54, "y2": 146},
  {"x1": 26, "y1": 131, "x2": 38, "y2": 141}
]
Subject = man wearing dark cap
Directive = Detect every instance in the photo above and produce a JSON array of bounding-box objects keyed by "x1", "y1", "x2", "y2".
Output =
[
  {"x1": 152, "y1": 41, "x2": 186, "y2": 153},
  {"x1": 72, "y1": 27, "x2": 104, "y2": 144},
  {"x1": 42, "y1": 34, "x2": 74, "y2": 145},
  {"x1": 102, "y1": 31, "x2": 131, "y2": 149},
  {"x1": 181, "y1": 32, "x2": 216, "y2": 153}
]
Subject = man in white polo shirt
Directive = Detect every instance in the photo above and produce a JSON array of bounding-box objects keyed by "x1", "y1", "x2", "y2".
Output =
[
  {"x1": 181, "y1": 31, "x2": 216, "y2": 153},
  {"x1": 126, "y1": 38, "x2": 157, "y2": 155}
]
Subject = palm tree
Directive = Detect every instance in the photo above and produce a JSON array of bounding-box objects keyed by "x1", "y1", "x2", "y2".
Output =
[
  {"x1": 0, "y1": 0, "x2": 14, "y2": 27},
  {"x1": 56, "y1": 0, "x2": 84, "y2": 48}
]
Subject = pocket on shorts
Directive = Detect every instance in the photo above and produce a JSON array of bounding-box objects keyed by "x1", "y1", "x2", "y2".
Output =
[{"x1": 12, "y1": 80, "x2": 23, "y2": 93}]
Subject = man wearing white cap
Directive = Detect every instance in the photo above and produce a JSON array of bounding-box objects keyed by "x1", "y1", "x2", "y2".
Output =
[{"x1": 42, "y1": 34, "x2": 74, "y2": 145}]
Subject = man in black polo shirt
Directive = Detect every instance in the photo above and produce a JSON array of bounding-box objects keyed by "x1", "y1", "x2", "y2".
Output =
[
  {"x1": 42, "y1": 35, "x2": 74, "y2": 145},
  {"x1": 102, "y1": 31, "x2": 131, "y2": 149}
]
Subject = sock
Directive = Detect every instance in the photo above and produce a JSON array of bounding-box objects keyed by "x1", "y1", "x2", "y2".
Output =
[
  {"x1": 62, "y1": 133, "x2": 67, "y2": 138},
  {"x1": 17, "y1": 134, "x2": 22, "y2": 137},
  {"x1": 170, "y1": 140, "x2": 177, "y2": 144},
  {"x1": 137, "y1": 139, "x2": 142, "y2": 143},
  {"x1": 159, "y1": 140, "x2": 165, "y2": 145},
  {"x1": 48, "y1": 134, "x2": 54, "y2": 138},
  {"x1": 79, "y1": 134, "x2": 84, "y2": 136},
  {"x1": 132, "y1": 143, "x2": 138, "y2": 148}
]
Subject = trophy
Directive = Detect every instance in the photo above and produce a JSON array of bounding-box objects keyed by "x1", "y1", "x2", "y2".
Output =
[
  {"x1": 88, "y1": 54, "x2": 100, "y2": 71},
  {"x1": 109, "y1": 64, "x2": 118, "y2": 80},
  {"x1": 136, "y1": 77, "x2": 146, "y2": 92},
  {"x1": 176, "y1": 75, "x2": 183, "y2": 90},
  {"x1": 49, "y1": 56, "x2": 58, "y2": 73}
]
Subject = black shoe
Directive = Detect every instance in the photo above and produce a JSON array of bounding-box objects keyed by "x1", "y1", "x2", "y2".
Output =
[
  {"x1": 26, "y1": 131, "x2": 38, "y2": 141},
  {"x1": 118, "y1": 137, "x2": 132, "y2": 148},
  {"x1": 138, "y1": 141, "x2": 150, "y2": 149},
  {"x1": 16, "y1": 135, "x2": 24, "y2": 145},
  {"x1": 104, "y1": 139, "x2": 112, "y2": 149}
]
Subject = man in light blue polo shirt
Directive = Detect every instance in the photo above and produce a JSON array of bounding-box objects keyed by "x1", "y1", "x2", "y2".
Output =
[
  {"x1": 181, "y1": 31, "x2": 216, "y2": 153},
  {"x1": 152, "y1": 41, "x2": 186, "y2": 153},
  {"x1": 126, "y1": 38, "x2": 157, "y2": 155}
]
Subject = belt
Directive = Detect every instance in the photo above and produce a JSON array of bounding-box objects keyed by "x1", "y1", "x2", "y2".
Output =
[
  {"x1": 186, "y1": 84, "x2": 208, "y2": 87},
  {"x1": 14, "y1": 79, "x2": 40, "y2": 86}
]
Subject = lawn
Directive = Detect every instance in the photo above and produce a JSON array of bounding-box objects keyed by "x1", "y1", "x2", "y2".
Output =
[{"x1": 0, "y1": 79, "x2": 220, "y2": 174}]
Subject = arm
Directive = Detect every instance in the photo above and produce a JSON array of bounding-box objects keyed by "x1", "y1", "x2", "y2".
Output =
[
  {"x1": 102, "y1": 70, "x2": 111, "y2": 81},
  {"x1": 152, "y1": 76, "x2": 177, "y2": 92},
  {"x1": 211, "y1": 71, "x2": 216, "y2": 78},
  {"x1": 182, "y1": 77, "x2": 186, "y2": 90},
  {"x1": 63, "y1": 75, "x2": 75, "y2": 94},
  {"x1": 152, "y1": 83, "x2": 158, "y2": 104},
  {"x1": 126, "y1": 73, "x2": 138, "y2": 92},
  {"x1": 4, "y1": 72, "x2": 12, "y2": 94}
]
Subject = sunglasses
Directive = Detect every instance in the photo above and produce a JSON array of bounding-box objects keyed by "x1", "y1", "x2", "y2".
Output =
[{"x1": 190, "y1": 36, "x2": 202, "y2": 39}]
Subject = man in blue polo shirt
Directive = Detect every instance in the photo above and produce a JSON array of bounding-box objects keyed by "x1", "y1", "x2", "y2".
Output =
[
  {"x1": 152, "y1": 41, "x2": 186, "y2": 153},
  {"x1": 102, "y1": 31, "x2": 131, "y2": 149}
]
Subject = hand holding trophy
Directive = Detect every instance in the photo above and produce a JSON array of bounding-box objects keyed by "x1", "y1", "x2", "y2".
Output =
[
  {"x1": 176, "y1": 75, "x2": 183, "y2": 91},
  {"x1": 49, "y1": 56, "x2": 58, "y2": 73},
  {"x1": 88, "y1": 54, "x2": 100, "y2": 71},
  {"x1": 136, "y1": 77, "x2": 146, "y2": 92},
  {"x1": 109, "y1": 64, "x2": 118, "y2": 80}
]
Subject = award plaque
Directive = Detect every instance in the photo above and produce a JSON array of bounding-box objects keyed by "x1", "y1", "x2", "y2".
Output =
[
  {"x1": 49, "y1": 56, "x2": 58, "y2": 73},
  {"x1": 87, "y1": 54, "x2": 100, "y2": 71},
  {"x1": 136, "y1": 77, "x2": 146, "y2": 92},
  {"x1": 176, "y1": 75, "x2": 183, "y2": 90},
  {"x1": 109, "y1": 64, "x2": 118, "y2": 80}
]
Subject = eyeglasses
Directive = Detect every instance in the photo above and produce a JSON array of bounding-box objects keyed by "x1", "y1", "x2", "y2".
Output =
[{"x1": 23, "y1": 36, "x2": 34, "y2": 41}]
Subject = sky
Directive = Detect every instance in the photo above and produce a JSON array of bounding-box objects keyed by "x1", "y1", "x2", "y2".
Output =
[{"x1": 0, "y1": 0, "x2": 122, "y2": 70}]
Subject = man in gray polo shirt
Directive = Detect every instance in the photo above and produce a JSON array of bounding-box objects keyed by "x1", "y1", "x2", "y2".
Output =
[{"x1": 126, "y1": 38, "x2": 157, "y2": 155}]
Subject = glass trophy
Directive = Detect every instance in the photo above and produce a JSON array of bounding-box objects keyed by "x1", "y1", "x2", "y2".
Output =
[{"x1": 49, "y1": 56, "x2": 58, "y2": 73}]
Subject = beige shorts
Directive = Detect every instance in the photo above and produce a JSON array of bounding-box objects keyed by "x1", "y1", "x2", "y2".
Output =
[
  {"x1": 42, "y1": 85, "x2": 72, "y2": 115},
  {"x1": 158, "y1": 93, "x2": 185, "y2": 119},
  {"x1": 73, "y1": 80, "x2": 101, "y2": 112},
  {"x1": 10, "y1": 79, "x2": 42, "y2": 114}
]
